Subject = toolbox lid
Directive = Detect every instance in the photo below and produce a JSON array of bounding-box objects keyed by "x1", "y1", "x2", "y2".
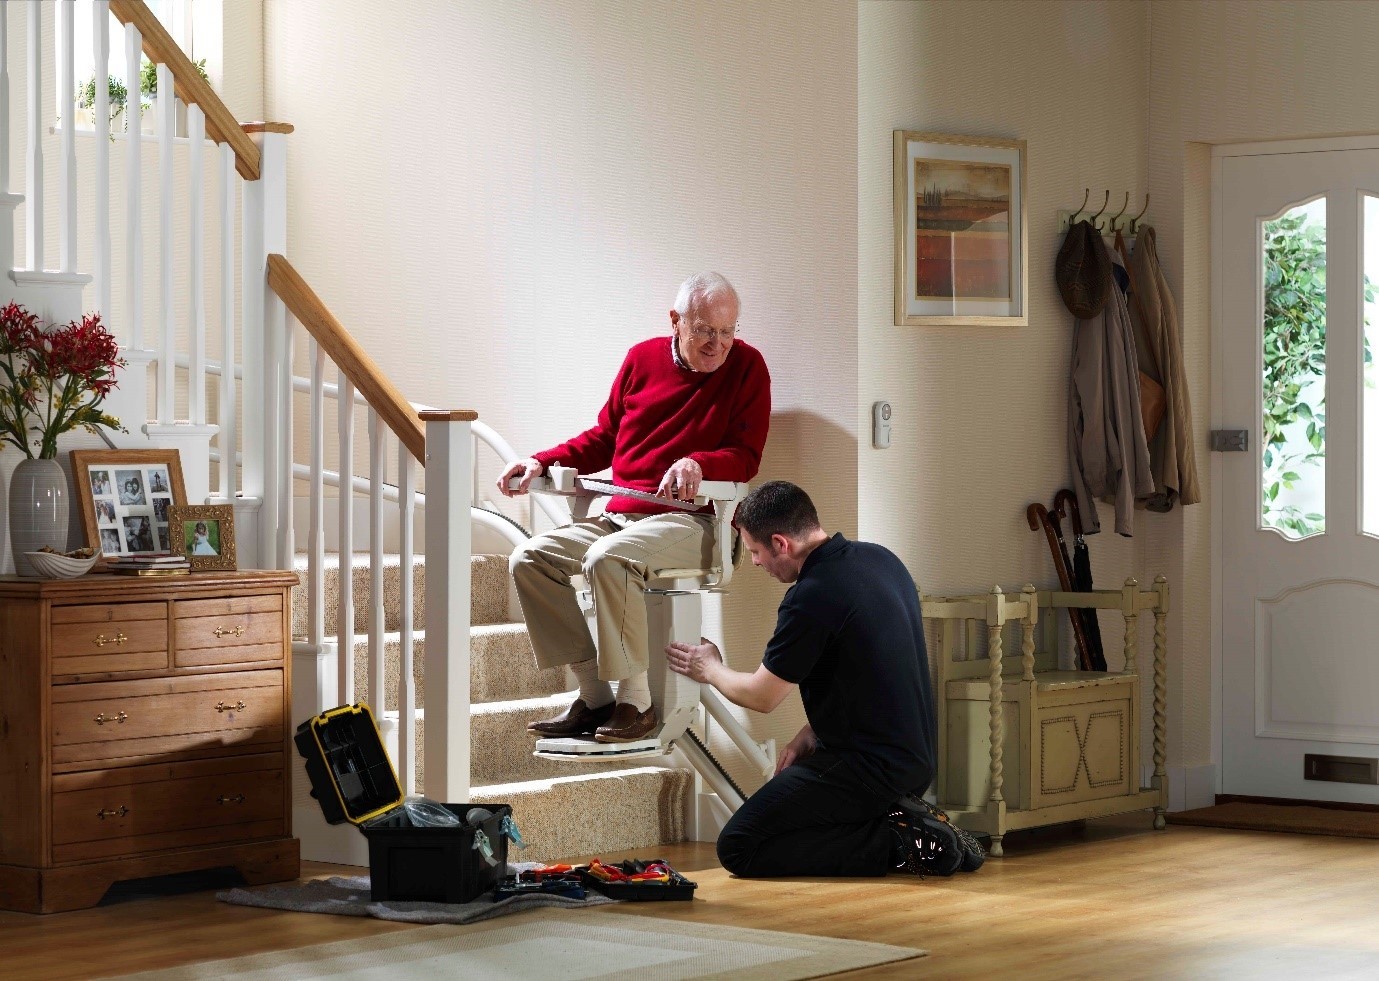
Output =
[{"x1": 297, "y1": 702, "x2": 404, "y2": 826}]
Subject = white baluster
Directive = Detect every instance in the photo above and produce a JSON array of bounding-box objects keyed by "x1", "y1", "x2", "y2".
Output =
[
  {"x1": 338, "y1": 377, "x2": 356, "y2": 705},
  {"x1": 307, "y1": 338, "x2": 324, "y2": 650},
  {"x1": 58, "y1": 0, "x2": 76, "y2": 273},
  {"x1": 157, "y1": 64, "x2": 174, "y2": 421},
  {"x1": 398, "y1": 450, "x2": 416, "y2": 795},
  {"x1": 218, "y1": 142, "x2": 235, "y2": 498},
  {"x1": 188, "y1": 104, "x2": 206, "y2": 424},
  {"x1": 124, "y1": 23, "x2": 142, "y2": 347},
  {"x1": 277, "y1": 310, "x2": 294, "y2": 568},
  {"x1": 1, "y1": 8, "x2": 10, "y2": 194},
  {"x1": 368, "y1": 409, "x2": 386, "y2": 713},
  {"x1": 26, "y1": 0, "x2": 45, "y2": 270},
  {"x1": 93, "y1": 1, "x2": 112, "y2": 316}
]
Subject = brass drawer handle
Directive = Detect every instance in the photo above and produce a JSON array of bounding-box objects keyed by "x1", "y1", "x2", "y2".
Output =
[
  {"x1": 93, "y1": 631, "x2": 128, "y2": 647},
  {"x1": 213, "y1": 624, "x2": 246, "y2": 639},
  {"x1": 215, "y1": 700, "x2": 246, "y2": 713},
  {"x1": 217, "y1": 794, "x2": 247, "y2": 805},
  {"x1": 97, "y1": 806, "x2": 129, "y2": 819},
  {"x1": 94, "y1": 711, "x2": 128, "y2": 725}
]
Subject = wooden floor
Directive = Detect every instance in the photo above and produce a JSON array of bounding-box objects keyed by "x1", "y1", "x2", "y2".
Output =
[{"x1": 4, "y1": 813, "x2": 1379, "y2": 979}]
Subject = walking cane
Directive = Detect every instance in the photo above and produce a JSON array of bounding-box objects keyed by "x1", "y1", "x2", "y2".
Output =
[{"x1": 1026, "y1": 502, "x2": 1095, "y2": 671}]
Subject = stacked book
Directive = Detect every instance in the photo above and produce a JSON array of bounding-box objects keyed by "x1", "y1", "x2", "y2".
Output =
[{"x1": 105, "y1": 554, "x2": 191, "y2": 576}]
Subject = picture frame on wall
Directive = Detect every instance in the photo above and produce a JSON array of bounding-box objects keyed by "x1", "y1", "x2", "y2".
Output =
[
  {"x1": 893, "y1": 130, "x2": 1028, "y2": 327},
  {"x1": 168, "y1": 504, "x2": 238, "y2": 572},
  {"x1": 69, "y1": 449, "x2": 187, "y2": 562}
]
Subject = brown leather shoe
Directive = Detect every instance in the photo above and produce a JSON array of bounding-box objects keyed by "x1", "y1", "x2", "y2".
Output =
[
  {"x1": 593, "y1": 702, "x2": 658, "y2": 743},
  {"x1": 527, "y1": 698, "x2": 616, "y2": 737}
]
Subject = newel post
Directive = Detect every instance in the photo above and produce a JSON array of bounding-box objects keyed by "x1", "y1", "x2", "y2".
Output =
[
  {"x1": 420, "y1": 410, "x2": 477, "y2": 801},
  {"x1": 240, "y1": 123, "x2": 292, "y2": 568}
]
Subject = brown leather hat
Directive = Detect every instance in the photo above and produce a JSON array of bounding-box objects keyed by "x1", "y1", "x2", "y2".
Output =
[{"x1": 1055, "y1": 220, "x2": 1111, "y2": 320}]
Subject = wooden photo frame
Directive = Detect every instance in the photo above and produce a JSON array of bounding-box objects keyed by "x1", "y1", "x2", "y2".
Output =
[
  {"x1": 168, "y1": 504, "x2": 237, "y2": 572},
  {"x1": 894, "y1": 130, "x2": 1028, "y2": 327},
  {"x1": 70, "y1": 449, "x2": 188, "y2": 561}
]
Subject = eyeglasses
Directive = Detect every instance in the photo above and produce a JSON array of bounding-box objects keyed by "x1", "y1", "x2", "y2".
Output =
[{"x1": 684, "y1": 322, "x2": 738, "y2": 342}]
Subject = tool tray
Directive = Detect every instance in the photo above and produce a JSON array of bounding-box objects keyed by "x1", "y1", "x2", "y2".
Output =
[
  {"x1": 581, "y1": 859, "x2": 697, "y2": 901},
  {"x1": 294, "y1": 703, "x2": 510, "y2": 903}
]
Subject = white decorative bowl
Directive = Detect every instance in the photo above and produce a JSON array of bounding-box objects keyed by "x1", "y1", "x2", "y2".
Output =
[{"x1": 25, "y1": 550, "x2": 100, "y2": 579}]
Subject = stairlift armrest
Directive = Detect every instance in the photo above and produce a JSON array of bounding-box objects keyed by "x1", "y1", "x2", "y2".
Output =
[{"x1": 506, "y1": 475, "x2": 597, "y2": 519}]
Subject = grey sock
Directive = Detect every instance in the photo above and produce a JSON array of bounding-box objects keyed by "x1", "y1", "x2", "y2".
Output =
[{"x1": 569, "y1": 658, "x2": 613, "y2": 708}]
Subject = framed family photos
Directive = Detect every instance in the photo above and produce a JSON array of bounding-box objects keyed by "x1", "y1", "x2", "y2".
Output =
[
  {"x1": 70, "y1": 449, "x2": 187, "y2": 561},
  {"x1": 169, "y1": 504, "x2": 237, "y2": 572},
  {"x1": 893, "y1": 130, "x2": 1027, "y2": 327}
]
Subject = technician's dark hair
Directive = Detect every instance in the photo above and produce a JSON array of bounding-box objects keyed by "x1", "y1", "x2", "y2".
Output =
[{"x1": 734, "y1": 480, "x2": 821, "y2": 542}]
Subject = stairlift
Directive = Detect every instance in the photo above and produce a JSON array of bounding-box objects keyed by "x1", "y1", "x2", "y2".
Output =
[{"x1": 508, "y1": 473, "x2": 774, "y2": 808}]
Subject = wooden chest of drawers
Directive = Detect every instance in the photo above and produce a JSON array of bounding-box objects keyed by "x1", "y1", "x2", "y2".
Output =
[{"x1": 0, "y1": 571, "x2": 300, "y2": 913}]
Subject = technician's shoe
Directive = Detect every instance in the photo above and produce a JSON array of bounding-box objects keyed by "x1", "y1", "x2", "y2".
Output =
[
  {"x1": 592, "y1": 702, "x2": 657, "y2": 742},
  {"x1": 527, "y1": 698, "x2": 616, "y2": 737},
  {"x1": 890, "y1": 794, "x2": 985, "y2": 875}
]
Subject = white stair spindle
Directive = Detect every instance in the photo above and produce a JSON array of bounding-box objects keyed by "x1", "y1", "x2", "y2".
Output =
[
  {"x1": 124, "y1": 24, "x2": 142, "y2": 348},
  {"x1": 157, "y1": 63, "x2": 174, "y2": 421},
  {"x1": 368, "y1": 409, "x2": 386, "y2": 712},
  {"x1": 218, "y1": 143, "x2": 236, "y2": 498},
  {"x1": 188, "y1": 105, "x2": 206, "y2": 424},
  {"x1": 26, "y1": 0, "x2": 45, "y2": 270},
  {"x1": 337, "y1": 377, "x2": 356, "y2": 705},
  {"x1": 308, "y1": 338, "x2": 324, "y2": 649},
  {"x1": 1, "y1": 9, "x2": 10, "y2": 193},
  {"x1": 277, "y1": 311, "x2": 294, "y2": 567},
  {"x1": 93, "y1": 1, "x2": 112, "y2": 316},
  {"x1": 398, "y1": 448, "x2": 416, "y2": 795},
  {"x1": 58, "y1": 0, "x2": 76, "y2": 273}
]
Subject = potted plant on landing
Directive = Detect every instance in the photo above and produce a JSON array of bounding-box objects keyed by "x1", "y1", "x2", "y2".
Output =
[
  {"x1": 140, "y1": 57, "x2": 210, "y2": 134},
  {"x1": 73, "y1": 73, "x2": 130, "y2": 131},
  {"x1": 0, "y1": 303, "x2": 126, "y2": 575}
]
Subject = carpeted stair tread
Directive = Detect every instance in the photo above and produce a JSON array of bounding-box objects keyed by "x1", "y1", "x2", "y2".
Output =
[
  {"x1": 346, "y1": 624, "x2": 562, "y2": 711},
  {"x1": 470, "y1": 767, "x2": 692, "y2": 861},
  {"x1": 469, "y1": 694, "x2": 630, "y2": 785},
  {"x1": 291, "y1": 552, "x2": 510, "y2": 636}
]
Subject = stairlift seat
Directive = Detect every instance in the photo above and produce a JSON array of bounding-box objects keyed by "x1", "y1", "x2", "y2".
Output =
[{"x1": 514, "y1": 476, "x2": 747, "y2": 761}]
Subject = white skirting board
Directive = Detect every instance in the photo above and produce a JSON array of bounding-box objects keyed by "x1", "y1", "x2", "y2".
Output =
[{"x1": 1147, "y1": 762, "x2": 1217, "y2": 812}]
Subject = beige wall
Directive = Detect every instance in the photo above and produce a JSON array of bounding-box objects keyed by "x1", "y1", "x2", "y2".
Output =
[
  {"x1": 264, "y1": 0, "x2": 859, "y2": 787},
  {"x1": 1149, "y1": 0, "x2": 1379, "y2": 762}
]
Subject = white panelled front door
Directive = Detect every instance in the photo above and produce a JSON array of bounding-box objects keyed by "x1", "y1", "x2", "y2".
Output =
[{"x1": 1217, "y1": 142, "x2": 1379, "y2": 803}]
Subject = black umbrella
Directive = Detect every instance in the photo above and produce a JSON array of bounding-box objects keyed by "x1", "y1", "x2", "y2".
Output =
[
  {"x1": 1026, "y1": 502, "x2": 1094, "y2": 672},
  {"x1": 1054, "y1": 489, "x2": 1107, "y2": 671}
]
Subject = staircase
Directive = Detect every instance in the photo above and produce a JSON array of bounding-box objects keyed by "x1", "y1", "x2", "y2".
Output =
[{"x1": 290, "y1": 550, "x2": 693, "y2": 861}]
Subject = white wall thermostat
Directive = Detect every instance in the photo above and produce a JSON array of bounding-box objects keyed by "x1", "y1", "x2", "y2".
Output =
[{"x1": 872, "y1": 400, "x2": 892, "y2": 449}]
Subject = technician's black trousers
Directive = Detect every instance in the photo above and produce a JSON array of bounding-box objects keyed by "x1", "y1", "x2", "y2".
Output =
[{"x1": 717, "y1": 748, "x2": 917, "y2": 878}]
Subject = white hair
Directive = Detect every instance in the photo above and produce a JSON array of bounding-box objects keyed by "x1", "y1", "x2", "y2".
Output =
[{"x1": 673, "y1": 272, "x2": 740, "y2": 318}]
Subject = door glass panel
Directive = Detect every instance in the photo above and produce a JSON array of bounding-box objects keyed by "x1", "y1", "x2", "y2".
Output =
[
  {"x1": 1364, "y1": 195, "x2": 1379, "y2": 536},
  {"x1": 1261, "y1": 199, "x2": 1326, "y2": 539}
]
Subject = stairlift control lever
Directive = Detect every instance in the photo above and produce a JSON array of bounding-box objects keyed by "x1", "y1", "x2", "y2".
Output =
[{"x1": 872, "y1": 400, "x2": 892, "y2": 449}]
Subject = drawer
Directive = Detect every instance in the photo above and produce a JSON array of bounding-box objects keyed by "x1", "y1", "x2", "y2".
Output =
[
  {"x1": 51, "y1": 670, "x2": 284, "y2": 767},
  {"x1": 51, "y1": 753, "x2": 286, "y2": 863},
  {"x1": 51, "y1": 603, "x2": 168, "y2": 676},
  {"x1": 175, "y1": 595, "x2": 284, "y2": 668}
]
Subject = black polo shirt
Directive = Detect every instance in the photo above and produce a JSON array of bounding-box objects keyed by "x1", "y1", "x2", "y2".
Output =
[{"x1": 762, "y1": 533, "x2": 936, "y2": 799}]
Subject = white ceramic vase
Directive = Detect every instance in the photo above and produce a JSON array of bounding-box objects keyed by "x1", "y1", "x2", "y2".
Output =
[{"x1": 9, "y1": 458, "x2": 69, "y2": 577}]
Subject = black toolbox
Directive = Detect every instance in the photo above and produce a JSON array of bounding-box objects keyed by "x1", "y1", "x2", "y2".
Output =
[{"x1": 295, "y1": 703, "x2": 510, "y2": 903}]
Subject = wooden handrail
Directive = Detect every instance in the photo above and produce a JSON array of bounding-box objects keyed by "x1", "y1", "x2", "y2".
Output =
[
  {"x1": 108, "y1": 0, "x2": 262, "y2": 180},
  {"x1": 267, "y1": 254, "x2": 437, "y2": 463}
]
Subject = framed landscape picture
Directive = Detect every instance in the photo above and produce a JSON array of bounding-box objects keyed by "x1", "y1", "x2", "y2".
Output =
[
  {"x1": 894, "y1": 130, "x2": 1027, "y2": 326},
  {"x1": 70, "y1": 449, "x2": 187, "y2": 562}
]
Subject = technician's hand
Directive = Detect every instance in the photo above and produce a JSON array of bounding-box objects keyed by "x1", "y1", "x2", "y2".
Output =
[
  {"x1": 665, "y1": 637, "x2": 722, "y2": 683},
  {"x1": 497, "y1": 458, "x2": 543, "y2": 498},
  {"x1": 775, "y1": 725, "x2": 818, "y2": 775},
  {"x1": 656, "y1": 457, "x2": 703, "y2": 501}
]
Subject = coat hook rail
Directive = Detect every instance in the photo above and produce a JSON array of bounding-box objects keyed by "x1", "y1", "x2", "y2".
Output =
[{"x1": 1059, "y1": 190, "x2": 1149, "y2": 236}]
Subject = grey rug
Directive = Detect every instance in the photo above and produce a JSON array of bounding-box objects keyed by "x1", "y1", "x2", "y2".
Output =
[{"x1": 218, "y1": 873, "x2": 615, "y2": 925}]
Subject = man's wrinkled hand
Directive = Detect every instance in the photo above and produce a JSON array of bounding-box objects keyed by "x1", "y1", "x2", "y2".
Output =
[
  {"x1": 665, "y1": 637, "x2": 722, "y2": 683},
  {"x1": 497, "y1": 458, "x2": 543, "y2": 498},
  {"x1": 656, "y1": 458, "x2": 703, "y2": 501}
]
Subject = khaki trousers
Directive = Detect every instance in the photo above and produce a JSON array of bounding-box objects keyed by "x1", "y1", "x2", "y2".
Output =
[{"x1": 509, "y1": 512, "x2": 715, "y2": 681}]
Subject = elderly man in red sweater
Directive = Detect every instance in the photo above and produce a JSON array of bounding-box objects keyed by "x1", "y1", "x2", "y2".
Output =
[{"x1": 497, "y1": 272, "x2": 771, "y2": 742}]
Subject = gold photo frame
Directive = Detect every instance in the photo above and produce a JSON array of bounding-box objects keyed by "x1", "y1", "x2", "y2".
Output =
[
  {"x1": 70, "y1": 449, "x2": 188, "y2": 562},
  {"x1": 168, "y1": 504, "x2": 238, "y2": 572},
  {"x1": 894, "y1": 130, "x2": 1028, "y2": 327}
]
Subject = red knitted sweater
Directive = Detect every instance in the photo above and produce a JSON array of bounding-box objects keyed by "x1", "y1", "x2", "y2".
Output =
[{"x1": 533, "y1": 336, "x2": 771, "y2": 514}]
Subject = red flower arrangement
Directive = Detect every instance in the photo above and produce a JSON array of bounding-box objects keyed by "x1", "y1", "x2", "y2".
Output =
[{"x1": 0, "y1": 302, "x2": 126, "y2": 459}]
